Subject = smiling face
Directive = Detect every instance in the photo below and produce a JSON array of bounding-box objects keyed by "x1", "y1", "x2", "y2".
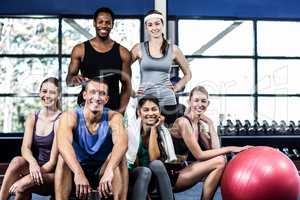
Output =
[
  {"x1": 83, "y1": 81, "x2": 109, "y2": 113},
  {"x1": 145, "y1": 18, "x2": 164, "y2": 39},
  {"x1": 189, "y1": 90, "x2": 209, "y2": 116},
  {"x1": 93, "y1": 12, "x2": 113, "y2": 40},
  {"x1": 138, "y1": 100, "x2": 161, "y2": 127},
  {"x1": 39, "y1": 82, "x2": 60, "y2": 110}
]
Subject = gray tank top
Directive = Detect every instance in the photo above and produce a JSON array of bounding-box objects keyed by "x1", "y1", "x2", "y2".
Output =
[{"x1": 139, "y1": 42, "x2": 176, "y2": 106}]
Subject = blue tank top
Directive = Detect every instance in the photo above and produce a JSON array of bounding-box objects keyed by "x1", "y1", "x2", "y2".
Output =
[
  {"x1": 73, "y1": 107, "x2": 113, "y2": 163},
  {"x1": 32, "y1": 111, "x2": 61, "y2": 165}
]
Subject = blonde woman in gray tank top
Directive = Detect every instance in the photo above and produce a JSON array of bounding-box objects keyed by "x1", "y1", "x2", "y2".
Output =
[{"x1": 131, "y1": 10, "x2": 191, "y2": 124}]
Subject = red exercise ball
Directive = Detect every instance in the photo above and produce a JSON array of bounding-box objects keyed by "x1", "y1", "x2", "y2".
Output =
[{"x1": 221, "y1": 146, "x2": 300, "y2": 200}]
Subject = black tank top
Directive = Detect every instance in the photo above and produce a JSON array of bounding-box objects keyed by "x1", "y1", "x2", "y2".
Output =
[
  {"x1": 80, "y1": 40, "x2": 122, "y2": 110},
  {"x1": 172, "y1": 115, "x2": 207, "y2": 161}
]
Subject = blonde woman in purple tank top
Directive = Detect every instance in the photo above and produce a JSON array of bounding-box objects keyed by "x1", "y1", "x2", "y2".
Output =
[{"x1": 0, "y1": 77, "x2": 62, "y2": 200}]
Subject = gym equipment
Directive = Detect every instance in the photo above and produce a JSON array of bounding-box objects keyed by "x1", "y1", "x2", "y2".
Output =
[
  {"x1": 295, "y1": 121, "x2": 300, "y2": 134},
  {"x1": 279, "y1": 120, "x2": 288, "y2": 134},
  {"x1": 218, "y1": 119, "x2": 300, "y2": 135},
  {"x1": 271, "y1": 120, "x2": 280, "y2": 134},
  {"x1": 244, "y1": 120, "x2": 253, "y2": 135},
  {"x1": 292, "y1": 148, "x2": 300, "y2": 158},
  {"x1": 288, "y1": 121, "x2": 295, "y2": 134},
  {"x1": 235, "y1": 120, "x2": 245, "y2": 135},
  {"x1": 262, "y1": 120, "x2": 271, "y2": 135},
  {"x1": 225, "y1": 119, "x2": 235, "y2": 135},
  {"x1": 253, "y1": 120, "x2": 262, "y2": 135},
  {"x1": 282, "y1": 147, "x2": 291, "y2": 158},
  {"x1": 221, "y1": 146, "x2": 300, "y2": 200}
]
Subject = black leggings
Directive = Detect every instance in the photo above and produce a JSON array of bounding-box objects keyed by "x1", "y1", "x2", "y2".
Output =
[
  {"x1": 149, "y1": 160, "x2": 174, "y2": 200},
  {"x1": 129, "y1": 167, "x2": 152, "y2": 200},
  {"x1": 129, "y1": 161, "x2": 174, "y2": 200}
]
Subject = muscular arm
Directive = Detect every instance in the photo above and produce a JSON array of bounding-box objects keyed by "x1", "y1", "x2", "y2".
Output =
[
  {"x1": 105, "y1": 112, "x2": 128, "y2": 171},
  {"x1": 130, "y1": 43, "x2": 142, "y2": 63},
  {"x1": 57, "y1": 111, "x2": 84, "y2": 175},
  {"x1": 66, "y1": 43, "x2": 88, "y2": 86},
  {"x1": 173, "y1": 45, "x2": 192, "y2": 93},
  {"x1": 118, "y1": 46, "x2": 132, "y2": 114}
]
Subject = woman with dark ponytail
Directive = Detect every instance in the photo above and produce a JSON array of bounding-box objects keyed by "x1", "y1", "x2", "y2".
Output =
[{"x1": 130, "y1": 10, "x2": 191, "y2": 125}]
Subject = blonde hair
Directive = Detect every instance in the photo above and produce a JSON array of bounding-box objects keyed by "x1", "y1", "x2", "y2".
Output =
[
  {"x1": 189, "y1": 85, "x2": 208, "y2": 100},
  {"x1": 186, "y1": 85, "x2": 209, "y2": 114}
]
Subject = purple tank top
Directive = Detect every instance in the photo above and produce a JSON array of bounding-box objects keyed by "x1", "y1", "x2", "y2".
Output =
[{"x1": 32, "y1": 111, "x2": 61, "y2": 165}]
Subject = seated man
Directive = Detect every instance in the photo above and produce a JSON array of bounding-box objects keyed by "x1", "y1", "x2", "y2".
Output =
[{"x1": 55, "y1": 78, "x2": 128, "y2": 200}]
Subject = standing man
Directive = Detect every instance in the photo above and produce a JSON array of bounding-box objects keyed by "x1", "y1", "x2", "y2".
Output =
[
  {"x1": 66, "y1": 7, "x2": 132, "y2": 114},
  {"x1": 55, "y1": 79, "x2": 128, "y2": 200}
]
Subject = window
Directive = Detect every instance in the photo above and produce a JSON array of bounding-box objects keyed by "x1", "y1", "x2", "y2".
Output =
[
  {"x1": 178, "y1": 20, "x2": 254, "y2": 56},
  {"x1": 257, "y1": 21, "x2": 300, "y2": 56},
  {"x1": 258, "y1": 97, "x2": 300, "y2": 122},
  {"x1": 258, "y1": 59, "x2": 300, "y2": 94},
  {"x1": 0, "y1": 17, "x2": 141, "y2": 133},
  {"x1": 183, "y1": 58, "x2": 254, "y2": 94},
  {"x1": 179, "y1": 96, "x2": 254, "y2": 125},
  {"x1": 177, "y1": 19, "x2": 300, "y2": 125}
]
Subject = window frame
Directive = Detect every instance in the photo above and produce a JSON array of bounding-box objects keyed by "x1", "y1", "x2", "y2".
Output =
[
  {"x1": 0, "y1": 15, "x2": 143, "y2": 134},
  {"x1": 174, "y1": 17, "x2": 300, "y2": 122}
]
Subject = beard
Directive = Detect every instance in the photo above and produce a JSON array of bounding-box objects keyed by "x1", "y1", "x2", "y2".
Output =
[
  {"x1": 96, "y1": 30, "x2": 111, "y2": 41},
  {"x1": 99, "y1": 35, "x2": 109, "y2": 41}
]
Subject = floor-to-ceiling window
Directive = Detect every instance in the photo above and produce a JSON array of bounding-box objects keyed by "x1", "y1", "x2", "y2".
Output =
[
  {"x1": 0, "y1": 16, "x2": 141, "y2": 133},
  {"x1": 177, "y1": 19, "x2": 300, "y2": 125}
]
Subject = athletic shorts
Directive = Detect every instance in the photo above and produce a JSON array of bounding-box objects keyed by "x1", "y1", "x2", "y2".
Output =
[{"x1": 80, "y1": 160, "x2": 105, "y2": 189}]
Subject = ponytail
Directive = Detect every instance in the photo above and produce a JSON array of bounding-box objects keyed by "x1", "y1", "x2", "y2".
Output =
[{"x1": 161, "y1": 33, "x2": 168, "y2": 56}]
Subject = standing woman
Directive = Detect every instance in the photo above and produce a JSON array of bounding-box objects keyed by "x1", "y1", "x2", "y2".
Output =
[
  {"x1": 0, "y1": 77, "x2": 62, "y2": 200},
  {"x1": 130, "y1": 10, "x2": 191, "y2": 125},
  {"x1": 169, "y1": 86, "x2": 251, "y2": 200}
]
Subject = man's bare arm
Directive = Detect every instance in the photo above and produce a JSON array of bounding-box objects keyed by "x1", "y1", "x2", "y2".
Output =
[
  {"x1": 57, "y1": 111, "x2": 92, "y2": 198},
  {"x1": 106, "y1": 112, "x2": 128, "y2": 171},
  {"x1": 66, "y1": 43, "x2": 88, "y2": 86},
  {"x1": 57, "y1": 111, "x2": 84, "y2": 175},
  {"x1": 118, "y1": 46, "x2": 132, "y2": 114}
]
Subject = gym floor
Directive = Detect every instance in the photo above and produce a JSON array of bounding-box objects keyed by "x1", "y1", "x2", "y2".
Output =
[
  {"x1": 18, "y1": 184, "x2": 220, "y2": 200},
  {"x1": 19, "y1": 182, "x2": 300, "y2": 199}
]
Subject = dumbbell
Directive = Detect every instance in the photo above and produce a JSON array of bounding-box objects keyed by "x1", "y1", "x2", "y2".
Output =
[
  {"x1": 295, "y1": 121, "x2": 300, "y2": 135},
  {"x1": 218, "y1": 123, "x2": 225, "y2": 135},
  {"x1": 253, "y1": 120, "x2": 263, "y2": 135},
  {"x1": 225, "y1": 119, "x2": 236, "y2": 135},
  {"x1": 271, "y1": 120, "x2": 280, "y2": 135},
  {"x1": 235, "y1": 120, "x2": 245, "y2": 135},
  {"x1": 279, "y1": 120, "x2": 288, "y2": 134},
  {"x1": 262, "y1": 120, "x2": 271, "y2": 135},
  {"x1": 292, "y1": 149, "x2": 300, "y2": 158},
  {"x1": 288, "y1": 121, "x2": 295, "y2": 134},
  {"x1": 282, "y1": 147, "x2": 292, "y2": 158},
  {"x1": 244, "y1": 120, "x2": 253, "y2": 135}
]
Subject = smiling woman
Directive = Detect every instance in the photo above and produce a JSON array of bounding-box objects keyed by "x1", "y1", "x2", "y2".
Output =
[
  {"x1": 130, "y1": 10, "x2": 191, "y2": 125},
  {"x1": 0, "y1": 77, "x2": 62, "y2": 199},
  {"x1": 128, "y1": 95, "x2": 175, "y2": 200}
]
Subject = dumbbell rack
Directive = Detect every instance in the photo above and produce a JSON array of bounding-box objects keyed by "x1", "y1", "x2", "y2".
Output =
[{"x1": 218, "y1": 120, "x2": 300, "y2": 172}]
